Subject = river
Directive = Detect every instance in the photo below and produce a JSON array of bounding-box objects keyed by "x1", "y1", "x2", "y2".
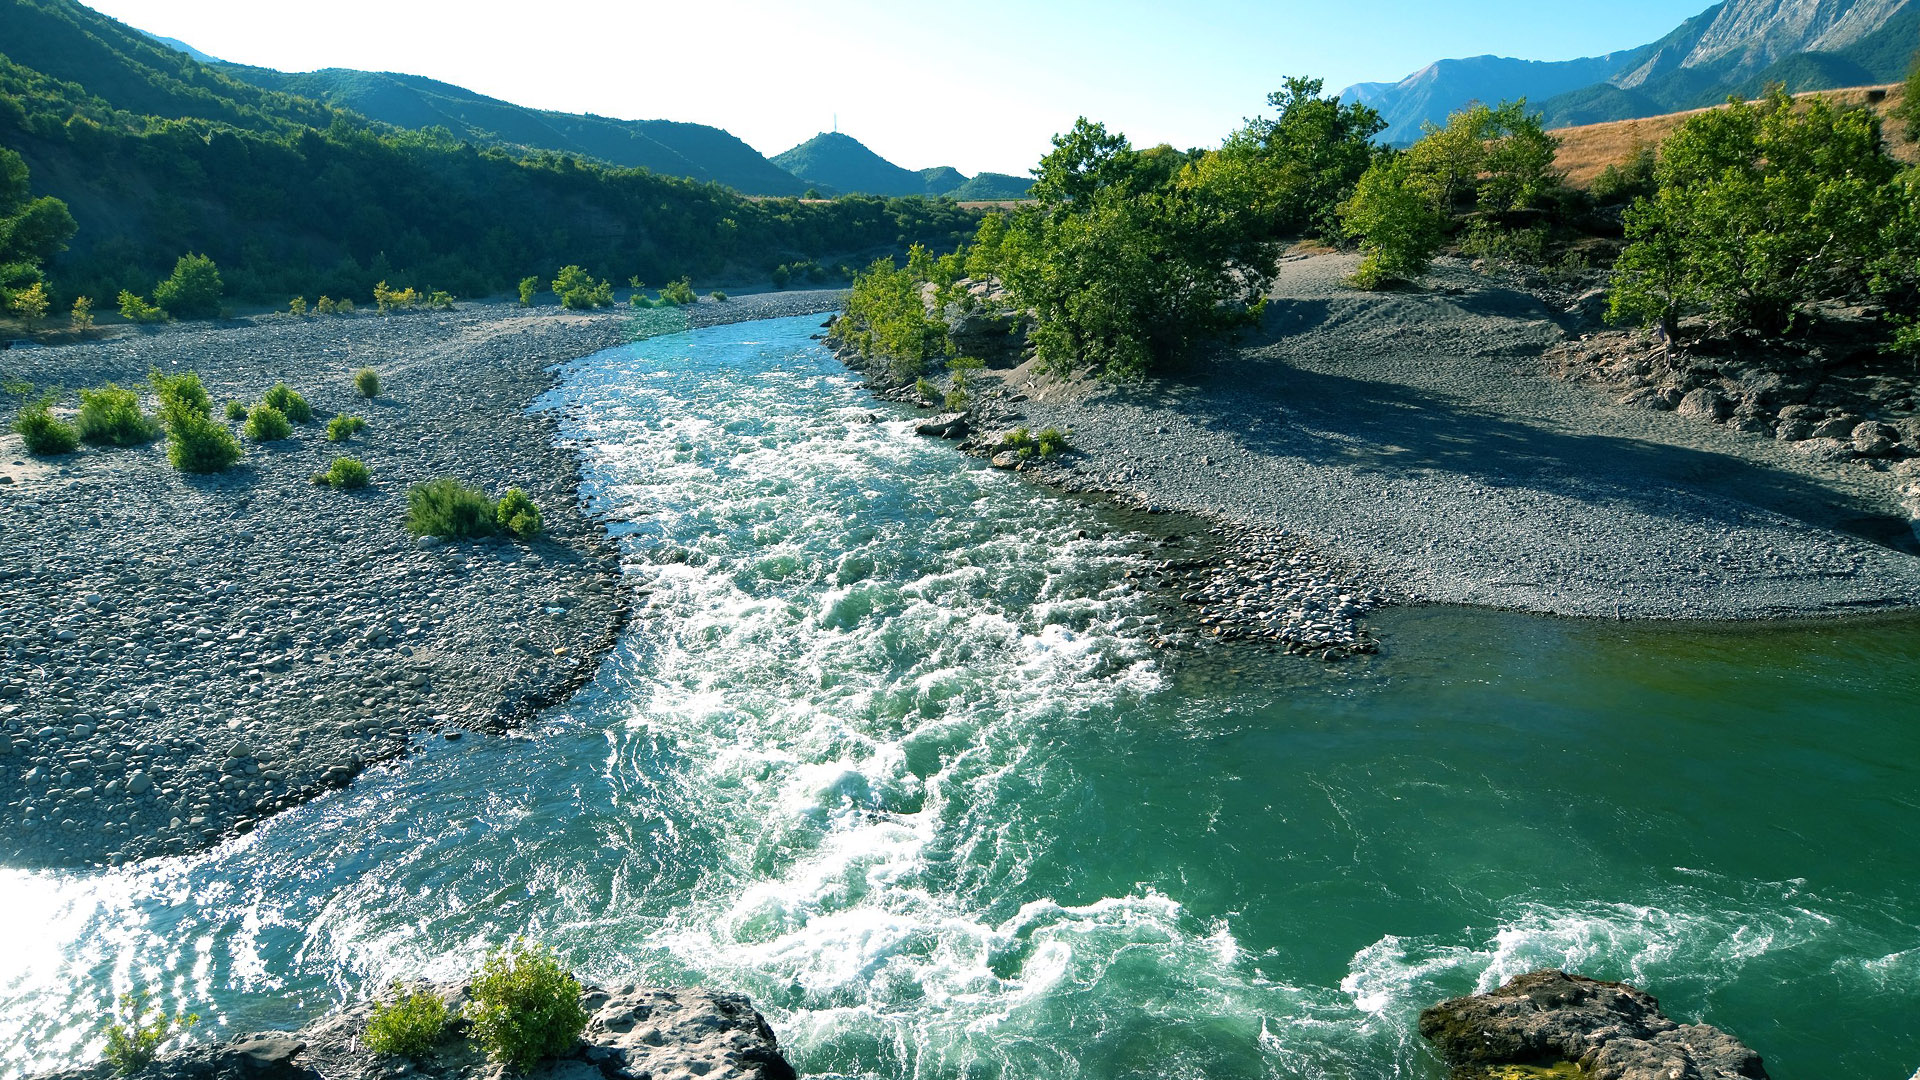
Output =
[{"x1": 3, "y1": 315, "x2": 1916, "y2": 1080}]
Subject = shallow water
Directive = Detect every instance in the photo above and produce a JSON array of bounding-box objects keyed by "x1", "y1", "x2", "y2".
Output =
[{"x1": 3, "y1": 316, "x2": 1917, "y2": 1080}]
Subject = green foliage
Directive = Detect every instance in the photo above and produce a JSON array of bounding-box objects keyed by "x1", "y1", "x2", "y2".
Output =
[
  {"x1": 1894, "y1": 53, "x2": 1920, "y2": 141},
  {"x1": 164, "y1": 408, "x2": 243, "y2": 472},
  {"x1": 225, "y1": 400, "x2": 247, "y2": 421},
  {"x1": 76, "y1": 383, "x2": 157, "y2": 445},
  {"x1": 1405, "y1": 100, "x2": 1564, "y2": 214},
  {"x1": 9, "y1": 280, "x2": 49, "y2": 325},
  {"x1": 407, "y1": 477, "x2": 498, "y2": 539},
  {"x1": 1458, "y1": 219, "x2": 1551, "y2": 266},
  {"x1": 362, "y1": 987, "x2": 448, "y2": 1058},
  {"x1": 315, "y1": 296, "x2": 350, "y2": 315},
  {"x1": 103, "y1": 992, "x2": 199, "y2": 1076},
  {"x1": 70, "y1": 295, "x2": 94, "y2": 329},
  {"x1": 462, "y1": 940, "x2": 588, "y2": 1072},
  {"x1": 770, "y1": 264, "x2": 790, "y2": 289},
  {"x1": 0, "y1": 147, "x2": 75, "y2": 299},
  {"x1": 518, "y1": 277, "x2": 539, "y2": 306},
  {"x1": 316, "y1": 455, "x2": 369, "y2": 489},
  {"x1": 1339, "y1": 156, "x2": 1447, "y2": 288},
  {"x1": 288, "y1": 296, "x2": 307, "y2": 317},
  {"x1": 262, "y1": 382, "x2": 312, "y2": 422},
  {"x1": 148, "y1": 369, "x2": 210, "y2": 423},
  {"x1": 117, "y1": 290, "x2": 166, "y2": 322},
  {"x1": 1202, "y1": 76, "x2": 1386, "y2": 239},
  {"x1": 427, "y1": 289, "x2": 454, "y2": 310},
  {"x1": 354, "y1": 366, "x2": 380, "y2": 398},
  {"x1": 658, "y1": 277, "x2": 696, "y2": 306},
  {"x1": 243, "y1": 402, "x2": 292, "y2": 440},
  {"x1": 1590, "y1": 146, "x2": 1658, "y2": 206},
  {"x1": 833, "y1": 249, "x2": 951, "y2": 380},
  {"x1": 552, "y1": 266, "x2": 614, "y2": 309},
  {"x1": 152, "y1": 253, "x2": 223, "y2": 319},
  {"x1": 495, "y1": 488, "x2": 544, "y2": 539},
  {"x1": 998, "y1": 425, "x2": 1072, "y2": 458},
  {"x1": 326, "y1": 413, "x2": 366, "y2": 441},
  {"x1": 374, "y1": 280, "x2": 421, "y2": 313},
  {"x1": 1609, "y1": 87, "x2": 1902, "y2": 337},
  {"x1": 708, "y1": 290, "x2": 727, "y2": 302},
  {"x1": 13, "y1": 394, "x2": 78, "y2": 454}
]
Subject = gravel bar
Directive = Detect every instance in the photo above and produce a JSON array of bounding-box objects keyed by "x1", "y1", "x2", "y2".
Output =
[{"x1": 0, "y1": 290, "x2": 843, "y2": 870}]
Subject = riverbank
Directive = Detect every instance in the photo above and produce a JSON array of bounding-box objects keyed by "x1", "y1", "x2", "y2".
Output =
[
  {"x1": 956, "y1": 253, "x2": 1920, "y2": 622},
  {"x1": 0, "y1": 291, "x2": 845, "y2": 870}
]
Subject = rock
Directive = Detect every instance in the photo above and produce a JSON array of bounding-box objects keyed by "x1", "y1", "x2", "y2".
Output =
[
  {"x1": 1676, "y1": 387, "x2": 1731, "y2": 423},
  {"x1": 1420, "y1": 969, "x2": 1768, "y2": 1080},
  {"x1": 914, "y1": 413, "x2": 970, "y2": 439},
  {"x1": 1774, "y1": 417, "x2": 1813, "y2": 442},
  {"x1": 990, "y1": 451, "x2": 1021, "y2": 469},
  {"x1": 1851, "y1": 421, "x2": 1899, "y2": 458},
  {"x1": 126, "y1": 772, "x2": 153, "y2": 794},
  {"x1": 1810, "y1": 415, "x2": 1859, "y2": 440}
]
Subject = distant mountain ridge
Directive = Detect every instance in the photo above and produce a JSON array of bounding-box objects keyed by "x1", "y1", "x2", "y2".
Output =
[
  {"x1": 1341, "y1": 0, "x2": 1919, "y2": 141},
  {"x1": 774, "y1": 132, "x2": 1032, "y2": 200}
]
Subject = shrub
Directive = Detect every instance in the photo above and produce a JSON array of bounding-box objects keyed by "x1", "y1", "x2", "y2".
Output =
[
  {"x1": 104, "y1": 992, "x2": 199, "y2": 1076},
  {"x1": 152, "y1": 254, "x2": 223, "y2": 319},
  {"x1": 518, "y1": 277, "x2": 539, "y2": 306},
  {"x1": 165, "y1": 409, "x2": 243, "y2": 472},
  {"x1": 427, "y1": 290, "x2": 455, "y2": 311},
  {"x1": 327, "y1": 414, "x2": 367, "y2": 441},
  {"x1": 914, "y1": 376, "x2": 938, "y2": 402},
  {"x1": 315, "y1": 296, "x2": 337, "y2": 315},
  {"x1": 552, "y1": 266, "x2": 614, "y2": 310},
  {"x1": 70, "y1": 295, "x2": 94, "y2": 330},
  {"x1": 374, "y1": 280, "x2": 422, "y2": 314},
  {"x1": 9, "y1": 281, "x2": 49, "y2": 326},
  {"x1": 262, "y1": 382, "x2": 312, "y2": 423},
  {"x1": 658, "y1": 277, "x2": 696, "y2": 306},
  {"x1": 118, "y1": 290, "x2": 166, "y2": 323},
  {"x1": 770, "y1": 264, "x2": 790, "y2": 289},
  {"x1": 1340, "y1": 155, "x2": 1446, "y2": 289},
  {"x1": 708, "y1": 290, "x2": 727, "y2": 302},
  {"x1": 998, "y1": 425, "x2": 1071, "y2": 459},
  {"x1": 1036, "y1": 425, "x2": 1071, "y2": 456},
  {"x1": 316, "y1": 456, "x2": 370, "y2": 489},
  {"x1": 225, "y1": 400, "x2": 248, "y2": 421},
  {"x1": 76, "y1": 384, "x2": 157, "y2": 445},
  {"x1": 354, "y1": 367, "x2": 381, "y2": 399},
  {"x1": 148, "y1": 369, "x2": 210, "y2": 422},
  {"x1": 362, "y1": 987, "x2": 448, "y2": 1058},
  {"x1": 407, "y1": 478, "x2": 498, "y2": 539},
  {"x1": 14, "y1": 396, "x2": 78, "y2": 455},
  {"x1": 496, "y1": 488, "x2": 544, "y2": 539},
  {"x1": 243, "y1": 403, "x2": 292, "y2": 441},
  {"x1": 462, "y1": 941, "x2": 588, "y2": 1071}
]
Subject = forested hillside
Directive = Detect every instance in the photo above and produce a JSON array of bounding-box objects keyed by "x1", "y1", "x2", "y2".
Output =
[
  {"x1": 0, "y1": 0, "x2": 975, "y2": 307},
  {"x1": 775, "y1": 132, "x2": 1033, "y2": 200}
]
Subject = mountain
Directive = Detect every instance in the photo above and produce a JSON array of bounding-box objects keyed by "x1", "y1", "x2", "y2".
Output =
[
  {"x1": 1341, "y1": 0, "x2": 1920, "y2": 139},
  {"x1": 135, "y1": 29, "x2": 220, "y2": 65},
  {"x1": 211, "y1": 65, "x2": 811, "y2": 196},
  {"x1": 774, "y1": 132, "x2": 1032, "y2": 199},
  {"x1": 1343, "y1": 51, "x2": 1653, "y2": 144}
]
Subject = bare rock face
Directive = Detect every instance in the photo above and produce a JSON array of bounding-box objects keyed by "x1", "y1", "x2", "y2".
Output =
[
  {"x1": 1419, "y1": 970, "x2": 1768, "y2": 1080},
  {"x1": 33, "y1": 982, "x2": 793, "y2": 1080}
]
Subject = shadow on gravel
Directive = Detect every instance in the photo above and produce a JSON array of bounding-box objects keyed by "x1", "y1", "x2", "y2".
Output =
[{"x1": 1190, "y1": 360, "x2": 1914, "y2": 555}]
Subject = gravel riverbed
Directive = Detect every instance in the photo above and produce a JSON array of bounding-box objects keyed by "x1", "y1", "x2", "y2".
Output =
[
  {"x1": 0, "y1": 290, "x2": 844, "y2": 870},
  {"x1": 979, "y1": 254, "x2": 1920, "y2": 623}
]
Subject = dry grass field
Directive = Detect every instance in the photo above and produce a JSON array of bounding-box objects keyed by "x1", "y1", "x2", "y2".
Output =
[{"x1": 1553, "y1": 83, "x2": 1914, "y2": 187}]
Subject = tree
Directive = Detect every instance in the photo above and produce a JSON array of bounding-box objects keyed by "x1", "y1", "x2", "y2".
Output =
[
  {"x1": 1339, "y1": 156, "x2": 1447, "y2": 288},
  {"x1": 152, "y1": 254, "x2": 223, "y2": 319},
  {"x1": 0, "y1": 147, "x2": 76, "y2": 304},
  {"x1": 1202, "y1": 76, "x2": 1386, "y2": 238},
  {"x1": 1404, "y1": 100, "x2": 1563, "y2": 215},
  {"x1": 9, "y1": 281, "x2": 48, "y2": 327}
]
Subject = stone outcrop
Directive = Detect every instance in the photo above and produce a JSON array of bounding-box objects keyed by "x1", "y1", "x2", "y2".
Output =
[
  {"x1": 1420, "y1": 970, "x2": 1767, "y2": 1080},
  {"x1": 35, "y1": 983, "x2": 793, "y2": 1080}
]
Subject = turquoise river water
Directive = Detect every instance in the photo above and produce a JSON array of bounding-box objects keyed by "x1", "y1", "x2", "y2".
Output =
[{"x1": 3, "y1": 315, "x2": 1918, "y2": 1080}]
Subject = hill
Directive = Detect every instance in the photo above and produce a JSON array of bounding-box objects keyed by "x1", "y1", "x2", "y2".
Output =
[
  {"x1": 1342, "y1": 0, "x2": 1918, "y2": 139},
  {"x1": 774, "y1": 132, "x2": 1032, "y2": 199},
  {"x1": 0, "y1": 0, "x2": 976, "y2": 304},
  {"x1": 1551, "y1": 81, "x2": 1914, "y2": 186},
  {"x1": 210, "y1": 65, "x2": 811, "y2": 196}
]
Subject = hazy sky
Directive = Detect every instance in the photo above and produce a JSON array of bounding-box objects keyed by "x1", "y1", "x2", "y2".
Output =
[{"x1": 85, "y1": 0, "x2": 1714, "y2": 177}]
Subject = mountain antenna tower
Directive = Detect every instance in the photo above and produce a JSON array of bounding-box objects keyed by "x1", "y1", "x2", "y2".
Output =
[{"x1": 833, "y1": 113, "x2": 838, "y2": 133}]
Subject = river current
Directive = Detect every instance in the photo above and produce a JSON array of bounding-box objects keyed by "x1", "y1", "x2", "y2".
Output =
[{"x1": 3, "y1": 315, "x2": 1917, "y2": 1080}]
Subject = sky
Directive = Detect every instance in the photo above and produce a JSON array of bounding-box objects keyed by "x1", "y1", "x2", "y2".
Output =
[{"x1": 83, "y1": 0, "x2": 1718, "y2": 177}]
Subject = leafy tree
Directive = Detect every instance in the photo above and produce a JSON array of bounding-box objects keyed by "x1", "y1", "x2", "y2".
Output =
[
  {"x1": 518, "y1": 276, "x2": 539, "y2": 306},
  {"x1": 1590, "y1": 146, "x2": 1658, "y2": 206},
  {"x1": 70, "y1": 294, "x2": 93, "y2": 329},
  {"x1": 1893, "y1": 51, "x2": 1920, "y2": 142},
  {"x1": 1339, "y1": 155, "x2": 1447, "y2": 288},
  {"x1": 1201, "y1": 76, "x2": 1386, "y2": 237},
  {"x1": 118, "y1": 290, "x2": 166, "y2": 322},
  {"x1": 1404, "y1": 100, "x2": 1563, "y2": 214},
  {"x1": 1609, "y1": 87, "x2": 1899, "y2": 337},
  {"x1": 551, "y1": 265, "x2": 613, "y2": 309},
  {"x1": 9, "y1": 280, "x2": 48, "y2": 326},
  {"x1": 0, "y1": 147, "x2": 75, "y2": 300},
  {"x1": 152, "y1": 253, "x2": 223, "y2": 319}
]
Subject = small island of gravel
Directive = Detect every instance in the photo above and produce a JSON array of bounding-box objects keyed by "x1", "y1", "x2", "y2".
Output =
[{"x1": 0, "y1": 290, "x2": 845, "y2": 870}]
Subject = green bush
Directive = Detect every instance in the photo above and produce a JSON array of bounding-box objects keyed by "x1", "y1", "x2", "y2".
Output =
[
  {"x1": 770, "y1": 264, "x2": 790, "y2": 289},
  {"x1": 998, "y1": 425, "x2": 1071, "y2": 459},
  {"x1": 14, "y1": 396, "x2": 78, "y2": 455},
  {"x1": 76, "y1": 384, "x2": 157, "y2": 445},
  {"x1": 316, "y1": 456, "x2": 370, "y2": 490},
  {"x1": 354, "y1": 367, "x2": 381, "y2": 399},
  {"x1": 104, "y1": 992, "x2": 199, "y2": 1076},
  {"x1": 553, "y1": 266, "x2": 614, "y2": 310},
  {"x1": 148, "y1": 369, "x2": 210, "y2": 422},
  {"x1": 518, "y1": 276, "x2": 539, "y2": 306},
  {"x1": 462, "y1": 941, "x2": 588, "y2": 1071},
  {"x1": 407, "y1": 478, "x2": 499, "y2": 539},
  {"x1": 327, "y1": 414, "x2": 367, "y2": 441},
  {"x1": 117, "y1": 290, "x2": 166, "y2": 323},
  {"x1": 427, "y1": 290, "x2": 455, "y2": 311},
  {"x1": 224, "y1": 400, "x2": 248, "y2": 421},
  {"x1": 708, "y1": 290, "x2": 727, "y2": 302},
  {"x1": 165, "y1": 408, "x2": 243, "y2": 473},
  {"x1": 362, "y1": 987, "x2": 448, "y2": 1058},
  {"x1": 658, "y1": 277, "x2": 696, "y2": 306},
  {"x1": 1339, "y1": 155, "x2": 1446, "y2": 289},
  {"x1": 495, "y1": 488, "x2": 544, "y2": 539},
  {"x1": 243, "y1": 403, "x2": 292, "y2": 441},
  {"x1": 152, "y1": 254, "x2": 223, "y2": 320},
  {"x1": 262, "y1": 382, "x2": 312, "y2": 423}
]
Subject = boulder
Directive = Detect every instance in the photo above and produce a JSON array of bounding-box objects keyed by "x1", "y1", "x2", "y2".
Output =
[
  {"x1": 914, "y1": 413, "x2": 969, "y2": 439},
  {"x1": 1420, "y1": 969, "x2": 1767, "y2": 1080},
  {"x1": 1851, "y1": 421, "x2": 1899, "y2": 458},
  {"x1": 1675, "y1": 387, "x2": 1731, "y2": 423},
  {"x1": 1810, "y1": 415, "x2": 1860, "y2": 440}
]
